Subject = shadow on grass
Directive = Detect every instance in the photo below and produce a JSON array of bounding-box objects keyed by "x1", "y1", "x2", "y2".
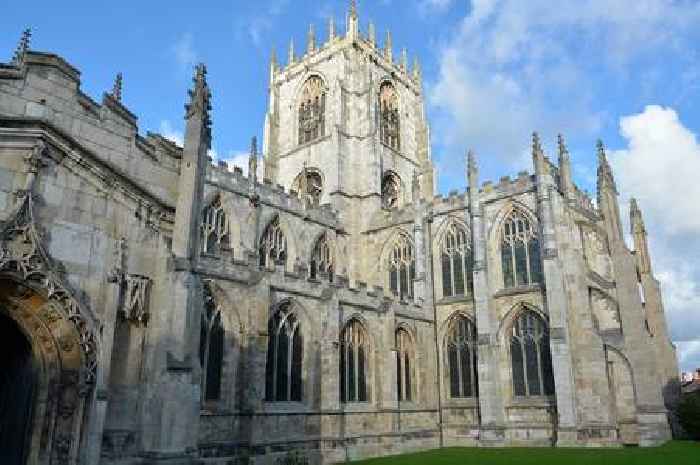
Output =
[{"x1": 350, "y1": 441, "x2": 700, "y2": 465}]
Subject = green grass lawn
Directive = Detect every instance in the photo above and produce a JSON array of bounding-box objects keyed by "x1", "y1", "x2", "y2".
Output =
[{"x1": 350, "y1": 441, "x2": 700, "y2": 465}]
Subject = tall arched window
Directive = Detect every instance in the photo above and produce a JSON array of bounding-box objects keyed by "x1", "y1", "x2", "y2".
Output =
[
  {"x1": 387, "y1": 233, "x2": 415, "y2": 301},
  {"x1": 259, "y1": 217, "x2": 287, "y2": 268},
  {"x1": 379, "y1": 82, "x2": 400, "y2": 150},
  {"x1": 381, "y1": 172, "x2": 401, "y2": 209},
  {"x1": 201, "y1": 195, "x2": 230, "y2": 255},
  {"x1": 200, "y1": 282, "x2": 224, "y2": 402},
  {"x1": 298, "y1": 76, "x2": 326, "y2": 145},
  {"x1": 441, "y1": 223, "x2": 473, "y2": 298},
  {"x1": 310, "y1": 233, "x2": 333, "y2": 281},
  {"x1": 292, "y1": 167, "x2": 323, "y2": 208},
  {"x1": 510, "y1": 311, "x2": 555, "y2": 397},
  {"x1": 501, "y1": 210, "x2": 543, "y2": 288},
  {"x1": 396, "y1": 328, "x2": 413, "y2": 402},
  {"x1": 446, "y1": 315, "x2": 478, "y2": 398},
  {"x1": 340, "y1": 319, "x2": 369, "y2": 403},
  {"x1": 265, "y1": 302, "x2": 303, "y2": 402}
]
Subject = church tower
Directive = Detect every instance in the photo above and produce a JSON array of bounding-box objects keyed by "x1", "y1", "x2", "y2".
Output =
[{"x1": 262, "y1": 1, "x2": 434, "y2": 219}]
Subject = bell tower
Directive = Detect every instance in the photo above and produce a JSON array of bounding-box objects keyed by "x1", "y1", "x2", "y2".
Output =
[{"x1": 262, "y1": 1, "x2": 434, "y2": 219}]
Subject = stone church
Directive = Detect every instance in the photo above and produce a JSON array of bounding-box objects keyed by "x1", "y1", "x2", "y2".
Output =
[{"x1": 0, "y1": 3, "x2": 681, "y2": 465}]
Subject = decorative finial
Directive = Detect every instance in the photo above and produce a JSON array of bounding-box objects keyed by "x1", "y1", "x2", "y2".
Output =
[
  {"x1": 185, "y1": 64, "x2": 211, "y2": 124},
  {"x1": 329, "y1": 16, "x2": 336, "y2": 41},
  {"x1": 12, "y1": 28, "x2": 31, "y2": 65},
  {"x1": 288, "y1": 38, "x2": 295, "y2": 65},
  {"x1": 368, "y1": 21, "x2": 376, "y2": 47},
  {"x1": 630, "y1": 197, "x2": 646, "y2": 233},
  {"x1": 350, "y1": 0, "x2": 358, "y2": 18},
  {"x1": 401, "y1": 48, "x2": 408, "y2": 71},
  {"x1": 112, "y1": 72, "x2": 123, "y2": 102},
  {"x1": 271, "y1": 47, "x2": 277, "y2": 67},
  {"x1": 249, "y1": 136, "x2": 258, "y2": 181},
  {"x1": 532, "y1": 132, "x2": 543, "y2": 155},
  {"x1": 385, "y1": 30, "x2": 393, "y2": 62},
  {"x1": 413, "y1": 56, "x2": 421, "y2": 81},
  {"x1": 557, "y1": 133, "x2": 569, "y2": 159},
  {"x1": 307, "y1": 23, "x2": 316, "y2": 54},
  {"x1": 596, "y1": 138, "x2": 606, "y2": 163},
  {"x1": 467, "y1": 149, "x2": 477, "y2": 172}
]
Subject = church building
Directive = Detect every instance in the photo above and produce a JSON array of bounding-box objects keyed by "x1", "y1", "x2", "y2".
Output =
[{"x1": 0, "y1": 3, "x2": 680, "y2": 464}]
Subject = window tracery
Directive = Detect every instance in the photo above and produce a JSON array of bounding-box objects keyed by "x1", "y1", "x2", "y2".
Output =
[
  {"x1": 292, "y1": 168, "x2": 323, "y2": 208},
  {"x1": 265, "y1": 302, "x2": 303, "y2": 402},
  {"x1": 381, "y1": 172, "x2": 401, "y2": 209},
  {"x1": 340, "y1": 319, "x2": 369, "y2": 403},
  {"x1": 446, "y1": 315, "x2": 478, "y2": 398},
  {"x1": 200, "y1": 282, "x2": 224, "y2": 402},
  {"x1": 201, "y1": 196, "x2": 230, "y2": 255},
  {"x1": 387, "y1": 233, "x2": 415, "y2": 301},
  {"x1": 501, "y1": 210, "x2": 542, "y2": 288},
  {"x1": 396, "y1": 328, "x2": 413, "y2": 402},
  {"x1": 510, "y1": 311, "x2": 555, "y2": 397},
  {"x1": 379, "y1": 82, "x2": 400, "y2": 150},
  {"x1": 259, "y1": 217, "x2": 287, "y2": 268},
  {"x1": 298, "y1": 76, "x2": 326, "y2": 145},
  {"x1": 440, "y1": 223, "x2": 473, "y2": 298},
  {"x1": 310, "y1": 233, "x2": 333, "y2": 281}
]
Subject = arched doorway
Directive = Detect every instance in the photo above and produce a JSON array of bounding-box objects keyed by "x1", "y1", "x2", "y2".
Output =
[
  {"x1": 0, "y1": 312, "x2": 36, "y2": 464},
  {"x1": 0, "y1": 277, "x2": 96, "y2": 465}
]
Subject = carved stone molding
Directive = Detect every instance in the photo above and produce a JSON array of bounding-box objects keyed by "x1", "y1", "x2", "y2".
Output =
[
  {"x1": 0, "y1": 193, "x2": 100, "y2": 385},
  {"x1": 122, "y1": 274, "x2": 151, "y2": 324}
]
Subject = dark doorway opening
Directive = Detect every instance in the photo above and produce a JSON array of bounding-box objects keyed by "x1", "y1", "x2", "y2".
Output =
[{"x1": 0, "y1": 312, "x2": 36, "y2": 465}]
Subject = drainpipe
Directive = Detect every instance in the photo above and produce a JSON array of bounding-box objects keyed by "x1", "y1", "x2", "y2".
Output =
[{"x1": 427, "y1": 211, "x2": 444, "y2": 448}]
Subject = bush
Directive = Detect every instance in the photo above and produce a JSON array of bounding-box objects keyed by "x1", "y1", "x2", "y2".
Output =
[{"x1": 679, "y1": 392, "x2": 700, "y2": 440}]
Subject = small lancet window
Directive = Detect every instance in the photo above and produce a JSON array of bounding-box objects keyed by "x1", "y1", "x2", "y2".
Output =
[
  {"x1": 340, "y1": 319, "x2": 369, "y2": 403},
  {"x1": 259, "y1": 217, "x2": 287, "y2": 268},
  {"x1": 310, "y1": 233, "x2": 334, "y2": 281},
  {"x1": 265, "y1": 302, "x2": 303, "y2": 402},
  {"x1": 292, "y1": 167, "x2": 323, "y2": 208},
  {"x1": 379, "y1": 82, "x2": 400, "y2": 150},
  {"x1": 396, "y1": 328, "x2": 413, "y2": 402},
  {"x1": 510, "y1": 311, "x2": 555, "y2": 397},
  {"x1": 501, "y1": 210, "x2": 543, "y2": 288},
  {"x1": 298, "y1": 76, "x2": 326, "y2": 145},
  {"x1": 441, "y1": 222, "x2": 473, "y2": 298},
  {"x1": 381, "y1": 172, "x2": 402, "y2": 209},
  {"x1": 387, "y1": 233, "x2": 415, "y2": 301},
  {"x1": 446, "y1": 315, "x2": 478, "y2": 398},
  {"x1": 200, "y1": 282, "x2": 224, "y2": 402},
  {"x1": 201, "y1": 195, "x2": 230, "y2": 255}
]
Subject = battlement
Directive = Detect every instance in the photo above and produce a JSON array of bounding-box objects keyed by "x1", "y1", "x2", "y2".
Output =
[
  {"x1": 272, "y1": 4, "x2": 421, "y2": 93},
  {"x1": 205, "y1": 159, "x2": 340, "y2": 228}
]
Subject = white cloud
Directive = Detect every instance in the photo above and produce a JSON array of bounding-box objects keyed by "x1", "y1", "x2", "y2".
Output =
[
  {"x1": 172, "y1": 33, "x2": 197, "y2": 69},
  {"x1": 245, "y1": 0, "x2": 290, "y2": 48},
  {"x1": 609, "y1": 105, "x2": 700, "y2": 372},
  {"x1": 159, "y1": 120, "x2": 183, "y2": 146},
  {"x1": 428, "y1": 0, "x2": 700, "y2": 165},
  {"x1": 610, "y1": 106, "x2": 700, "y2": 236},
  {"x1": 219, "y1": 150, "x2": 264, "y2": 179}
]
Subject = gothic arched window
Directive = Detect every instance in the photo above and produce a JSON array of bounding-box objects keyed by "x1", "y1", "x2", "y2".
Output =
[
  {"x1": 259, "y1": 217, "x2": 287, "y2": 268},
  {"x1": 446, "y1": 315, "x2": 478, "y2": 398},
  {"x1": 382, "y1": 172, "x2": 401, "y2": 209},
  {"x1": 340, "y1": 319, "x2": 369, "y2": 403},
  {"x1": 310, "y1": 233, "x2": 333, "y2": 281},
  {"x1": 200, "y1": 282, "x2": 224, "y2": 402},
  {"x1": 441, "y1": 223, "x2": 473, "y2": 298},
  {"x1": 396, "y1": 328, "x2": 413, "y2": 402},
  {"x1": 265, "y1": 302, "x2": 303, "y2": 402},
  {"x1": 510, "y1": 311, "x2": 555, "y2": 397},
  {"x1": 292, "y1": 167, "x2": 323, "y2": 208},
  {"x1": 387, "y1": 233, "x2": 415, "y2": 301},
  {"x1": 501, "y1": 210, "x2": 543, "y2": 288},
  {"x1": 201, "y1": 195, "x2": 230, "y2": 255},
  {"x1": 379, "y1": 82, "x2": 400, "y2": 150},
  {"x1": 298, "y1": 76, "x2": 326, "y2": 145}
]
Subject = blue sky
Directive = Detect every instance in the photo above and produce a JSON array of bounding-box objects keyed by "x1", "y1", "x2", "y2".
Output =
[{"x1": 2, "y1": 0, "x2": 700, "y2": 372}]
